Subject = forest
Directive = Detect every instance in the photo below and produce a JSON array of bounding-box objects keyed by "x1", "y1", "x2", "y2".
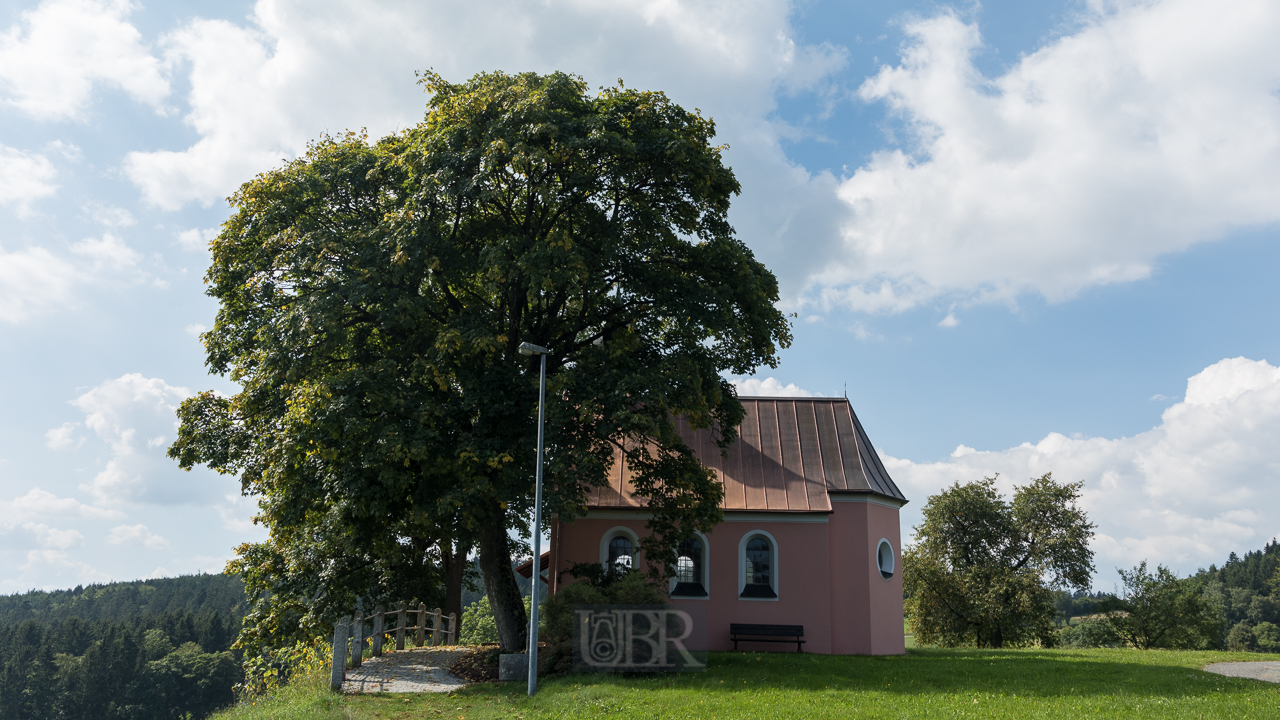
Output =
[
  {"x1": 0, "y1": 574, "x2": 244, "y2": 719},
  {"x1": 1192, "y1": 538, "x2": 1280, "y2": 650}
]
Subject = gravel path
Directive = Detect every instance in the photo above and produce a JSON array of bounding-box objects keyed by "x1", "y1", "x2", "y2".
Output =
[
  {"x1": 342, "y1": 647, "x2": 470, "y2": 694},
  {"x1": 1203, "y1": 661, "x2": 1280, "y2": 683}
]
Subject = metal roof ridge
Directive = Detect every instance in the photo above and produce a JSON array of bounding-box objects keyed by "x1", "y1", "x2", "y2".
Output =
[{"x1": 738, "y1": 396, "x2": 845, "y2": 401}]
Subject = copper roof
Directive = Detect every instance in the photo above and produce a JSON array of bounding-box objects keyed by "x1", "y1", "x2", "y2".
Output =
[{"x1": 585, "y1": 397, "x2": 907, "y2": 512}]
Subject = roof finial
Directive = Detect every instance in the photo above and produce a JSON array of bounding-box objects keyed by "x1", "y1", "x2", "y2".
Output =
[{"x1": 843, "y1": 382, "x2": 847, "y2": 399}]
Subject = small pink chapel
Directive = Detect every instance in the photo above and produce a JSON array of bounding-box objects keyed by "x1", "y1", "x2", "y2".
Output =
[{"x1": 537, "y1": 396, "x2": 908, "y2": 655}]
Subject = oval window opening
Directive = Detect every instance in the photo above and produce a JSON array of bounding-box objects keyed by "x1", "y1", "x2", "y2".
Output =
[{"x1": 877, "y1": 539, "x2": 894, "y2": 580}]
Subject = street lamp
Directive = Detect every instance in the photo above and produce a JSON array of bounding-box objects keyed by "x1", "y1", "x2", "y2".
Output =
[{"x1": 517, "y1": 341, "x2": 550, "y2": 697}]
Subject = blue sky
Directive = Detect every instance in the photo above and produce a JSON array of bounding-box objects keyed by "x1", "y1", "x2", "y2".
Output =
[{"x1": 1, "y1": 0, "x2": 1278, "y2": 593}]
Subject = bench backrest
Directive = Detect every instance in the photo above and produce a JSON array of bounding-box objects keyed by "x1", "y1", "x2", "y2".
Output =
[{"x1": 730, "y1": 623, "x2": 804, "y2": 637}]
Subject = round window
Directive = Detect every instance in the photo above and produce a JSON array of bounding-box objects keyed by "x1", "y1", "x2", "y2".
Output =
[{"x1": 876, "y1": 539, "x2": 894, "y2": 580}]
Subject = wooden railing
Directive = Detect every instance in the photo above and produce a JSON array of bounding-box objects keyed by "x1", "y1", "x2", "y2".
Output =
[{"x1": 329, "y1": 602, "x2": 458, "y2": 690}]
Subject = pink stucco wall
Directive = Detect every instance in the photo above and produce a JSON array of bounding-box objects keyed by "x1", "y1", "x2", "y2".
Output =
[
  {"x1": 551, "y1": 502, "x2": 904, "y2": 655},
  {"x1": 826, "y1": 499, "x2": 905, "y2": 655}
]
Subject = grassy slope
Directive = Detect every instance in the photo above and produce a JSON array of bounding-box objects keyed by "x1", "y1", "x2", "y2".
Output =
[{"x1": 217, "y1": 648, "x2": 1280, "y2": 720}]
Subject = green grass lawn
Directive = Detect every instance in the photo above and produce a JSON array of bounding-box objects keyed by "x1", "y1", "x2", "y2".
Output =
[{"x1": 217, "y1": 647, "x2": 1280, "y2": 720}]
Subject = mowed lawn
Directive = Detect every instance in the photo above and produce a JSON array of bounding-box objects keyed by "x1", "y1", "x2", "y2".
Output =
[{"x1": 220, "y1": 648, "x2": 1280, "y2": 720}]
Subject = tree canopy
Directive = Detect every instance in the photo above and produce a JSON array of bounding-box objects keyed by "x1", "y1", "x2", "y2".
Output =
[
  {"x1": 904, "y1": 473, "x2": 1095, "y2": 648},
  {"x1": 169, "y1": 70, "x2": 791, "y2": 652}
]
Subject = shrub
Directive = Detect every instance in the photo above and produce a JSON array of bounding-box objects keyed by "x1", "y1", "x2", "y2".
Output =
[
  {"x1": 460, "y1": 595, "x2": 534, "y2": 646},
  {"x1": 239, "y1": 637, "x2": 329, "y2": 697},
  {"x1": 538, "y1": 567, "x2": 667, "y2": 675},
  {"x1": 1056, "y1": 619, "x2": 1120, "y2": 649}
]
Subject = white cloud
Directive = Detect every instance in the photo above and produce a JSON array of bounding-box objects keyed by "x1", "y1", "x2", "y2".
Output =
[
  {"x1": 0, "y1": 234, "x2": 147, "y2": 324},
  {"x1": 82, "y1": 201, "x2": 135, "y2": 228},
  {"x1": 121, "y1": 0, "x2": 848, "y2": 296},
  {"x1": 215, "y1": 492, "x2": 260, "y2": 533},
  {"x1": 44, "y1": 421, "x2": 82, "y2": 450},
  {"x1": 70, "y1": 233, "x2": 141, "y2": 271},
  {"x1": 731, "y1": 376, "x2": 815, "y2": 397},
  {"x1": 0, "y1": 244, "x2": 77, "y2": 322},
  {"x1": 107, "y1": 523, "x2": 169, "y2": 549},
  {"x1": 815, "y1": 1, "x2": 1280, "y2": 312},
  {"x1": 23, "y1": 523, "x2": 85, "y2": 550},
  {"x1": 0, "y1": 144, "x2": 58, "y2": 213},
  {"x1": 937, "y1": 313, "x2": 959, "y2": 328},
  {"x1": 0, "y1": 0, "x2": 168, "y2": 121},
  {"x1": 20, "y1": 549, "x2": 110, "y2": 585},
  {"x1": 45, "y1": 140, "x2": 83, "y2": 161},
  {"x1": 176, "y1": 227, "x2": 218, "y2": 251},
  {"x1": 886, "y1": 357, "x2": 1280, "y2": 586},
  {"x1": 184, "y1": 323, "x2": 206, "y2": 336},
  {"x1": 67, "y1": 373, "x2": 202, "y2": 505},
  {"x1": 0, "y1": 488, "x2": 124, "y2": 524}
]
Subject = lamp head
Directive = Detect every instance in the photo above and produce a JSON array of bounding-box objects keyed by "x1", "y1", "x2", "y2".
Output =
[{"x1": 518, "y1": 342, "x2": 551, "y2": 356}]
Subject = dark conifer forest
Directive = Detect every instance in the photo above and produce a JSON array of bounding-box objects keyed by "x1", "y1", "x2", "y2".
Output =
[{"x1": 0, "y1": 574, "x2": 245, "y2": 720}]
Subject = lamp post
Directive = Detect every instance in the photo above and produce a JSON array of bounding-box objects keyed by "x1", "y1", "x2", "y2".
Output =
[{"x1": 517, "y1": 341, "x2": 551, "y2": 697}]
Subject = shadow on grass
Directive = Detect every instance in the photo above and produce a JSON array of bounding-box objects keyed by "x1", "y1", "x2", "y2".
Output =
[{"x1": 508, "y1": 648, "x2": 1275, "y2": 702}]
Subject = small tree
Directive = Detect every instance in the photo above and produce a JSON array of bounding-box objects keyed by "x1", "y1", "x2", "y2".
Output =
[
  {"x1": 1100, "y1": 561, "x2": 1220, "y2": 649},
  {"x1": 903, "y1": 474, "x2": 1095, "y2": 648}
]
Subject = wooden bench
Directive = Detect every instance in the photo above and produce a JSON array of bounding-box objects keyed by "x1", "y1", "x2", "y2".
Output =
[{"x1": 729, "y1": 623, "x2": 806, "y2": 652}]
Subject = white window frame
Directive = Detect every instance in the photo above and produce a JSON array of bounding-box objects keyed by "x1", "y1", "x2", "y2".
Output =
[
  {"x1": 876, "y1": 537, "x2": 895, "y2": 580},
  {"x1": 736, "y1": 529, "x2": 779, "y2": 601},
  {"x1": 668, "y1": 531, "x2": 710, "y2": 600},
  {"x1": 599, "y1": 526, "x2": 641, "y2": 570}
]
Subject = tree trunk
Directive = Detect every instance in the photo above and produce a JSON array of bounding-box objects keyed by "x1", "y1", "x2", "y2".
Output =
[
  {"x1": 477, "y1": 501, "x2": 527, "y2": 652},
  {"x1": 442, "y1": 538, "x2": 470, "y2": 635}
]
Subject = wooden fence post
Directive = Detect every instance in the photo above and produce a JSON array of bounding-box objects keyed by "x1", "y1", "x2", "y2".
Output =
[
  {"x1": 371, "y1": 605, "x2": 385, "y2": 657},
  {"x1": 330, "y1": 618, "x2": 349, "y2": 691},
  {"x1": 351, "y1": 610, "x2": 364, "y2": 668},
  {"x1": 416, "y1": 603, "x2": 427, "y2": 647},
  {"x1": 446, "y1": 612, "x2": 457, "y2": 645},
  {"x1": 432, "y1": 607, "x2": 442, "y2": 646},
  {"x1": 396, "y1": 602, "x2": 406, "y2": 651}
]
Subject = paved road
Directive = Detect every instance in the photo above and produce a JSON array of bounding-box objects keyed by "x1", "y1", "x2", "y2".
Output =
[
  {"x1": 342, "y1": 647, "x2": 470, "y2": 693},
  {"x1": 1203, "y1": 661, "x2": 1280, "y2": 683}
]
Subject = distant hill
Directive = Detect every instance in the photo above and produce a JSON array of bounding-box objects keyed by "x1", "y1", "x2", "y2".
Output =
[
  {"x1": 0, "y1": 574, "x2": 247, "y2": 719},
  {"x1": 0, "y1": 572, "x2": 246, "y2": 626}
]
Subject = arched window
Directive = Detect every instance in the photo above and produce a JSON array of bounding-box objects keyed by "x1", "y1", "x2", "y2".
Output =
[
  {"x1": 608, "y1": 536, "x2": 633, "y2": 570},
  {"x1": 741, "y1": 536, "x2": 777, "y2": 598},
  {"x1": 671, "y1": 536, "x2": 707, "y2": 597},
  {"x1": 877, "y1": 538, "x2": 895, "y2": 580}
]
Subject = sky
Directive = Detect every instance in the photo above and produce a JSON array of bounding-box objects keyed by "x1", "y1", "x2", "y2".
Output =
[{"x1": 0, "y1": 0, "x2": 1278, "y2": 593}]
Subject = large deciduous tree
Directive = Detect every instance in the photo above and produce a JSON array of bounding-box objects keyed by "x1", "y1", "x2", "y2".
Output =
[
  {"x1": 169, "y1": 71, "x2": 791, "y2": 653},
  {"x1": 903, "y1": 473, "x2": 1095, "y2": 648}
]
